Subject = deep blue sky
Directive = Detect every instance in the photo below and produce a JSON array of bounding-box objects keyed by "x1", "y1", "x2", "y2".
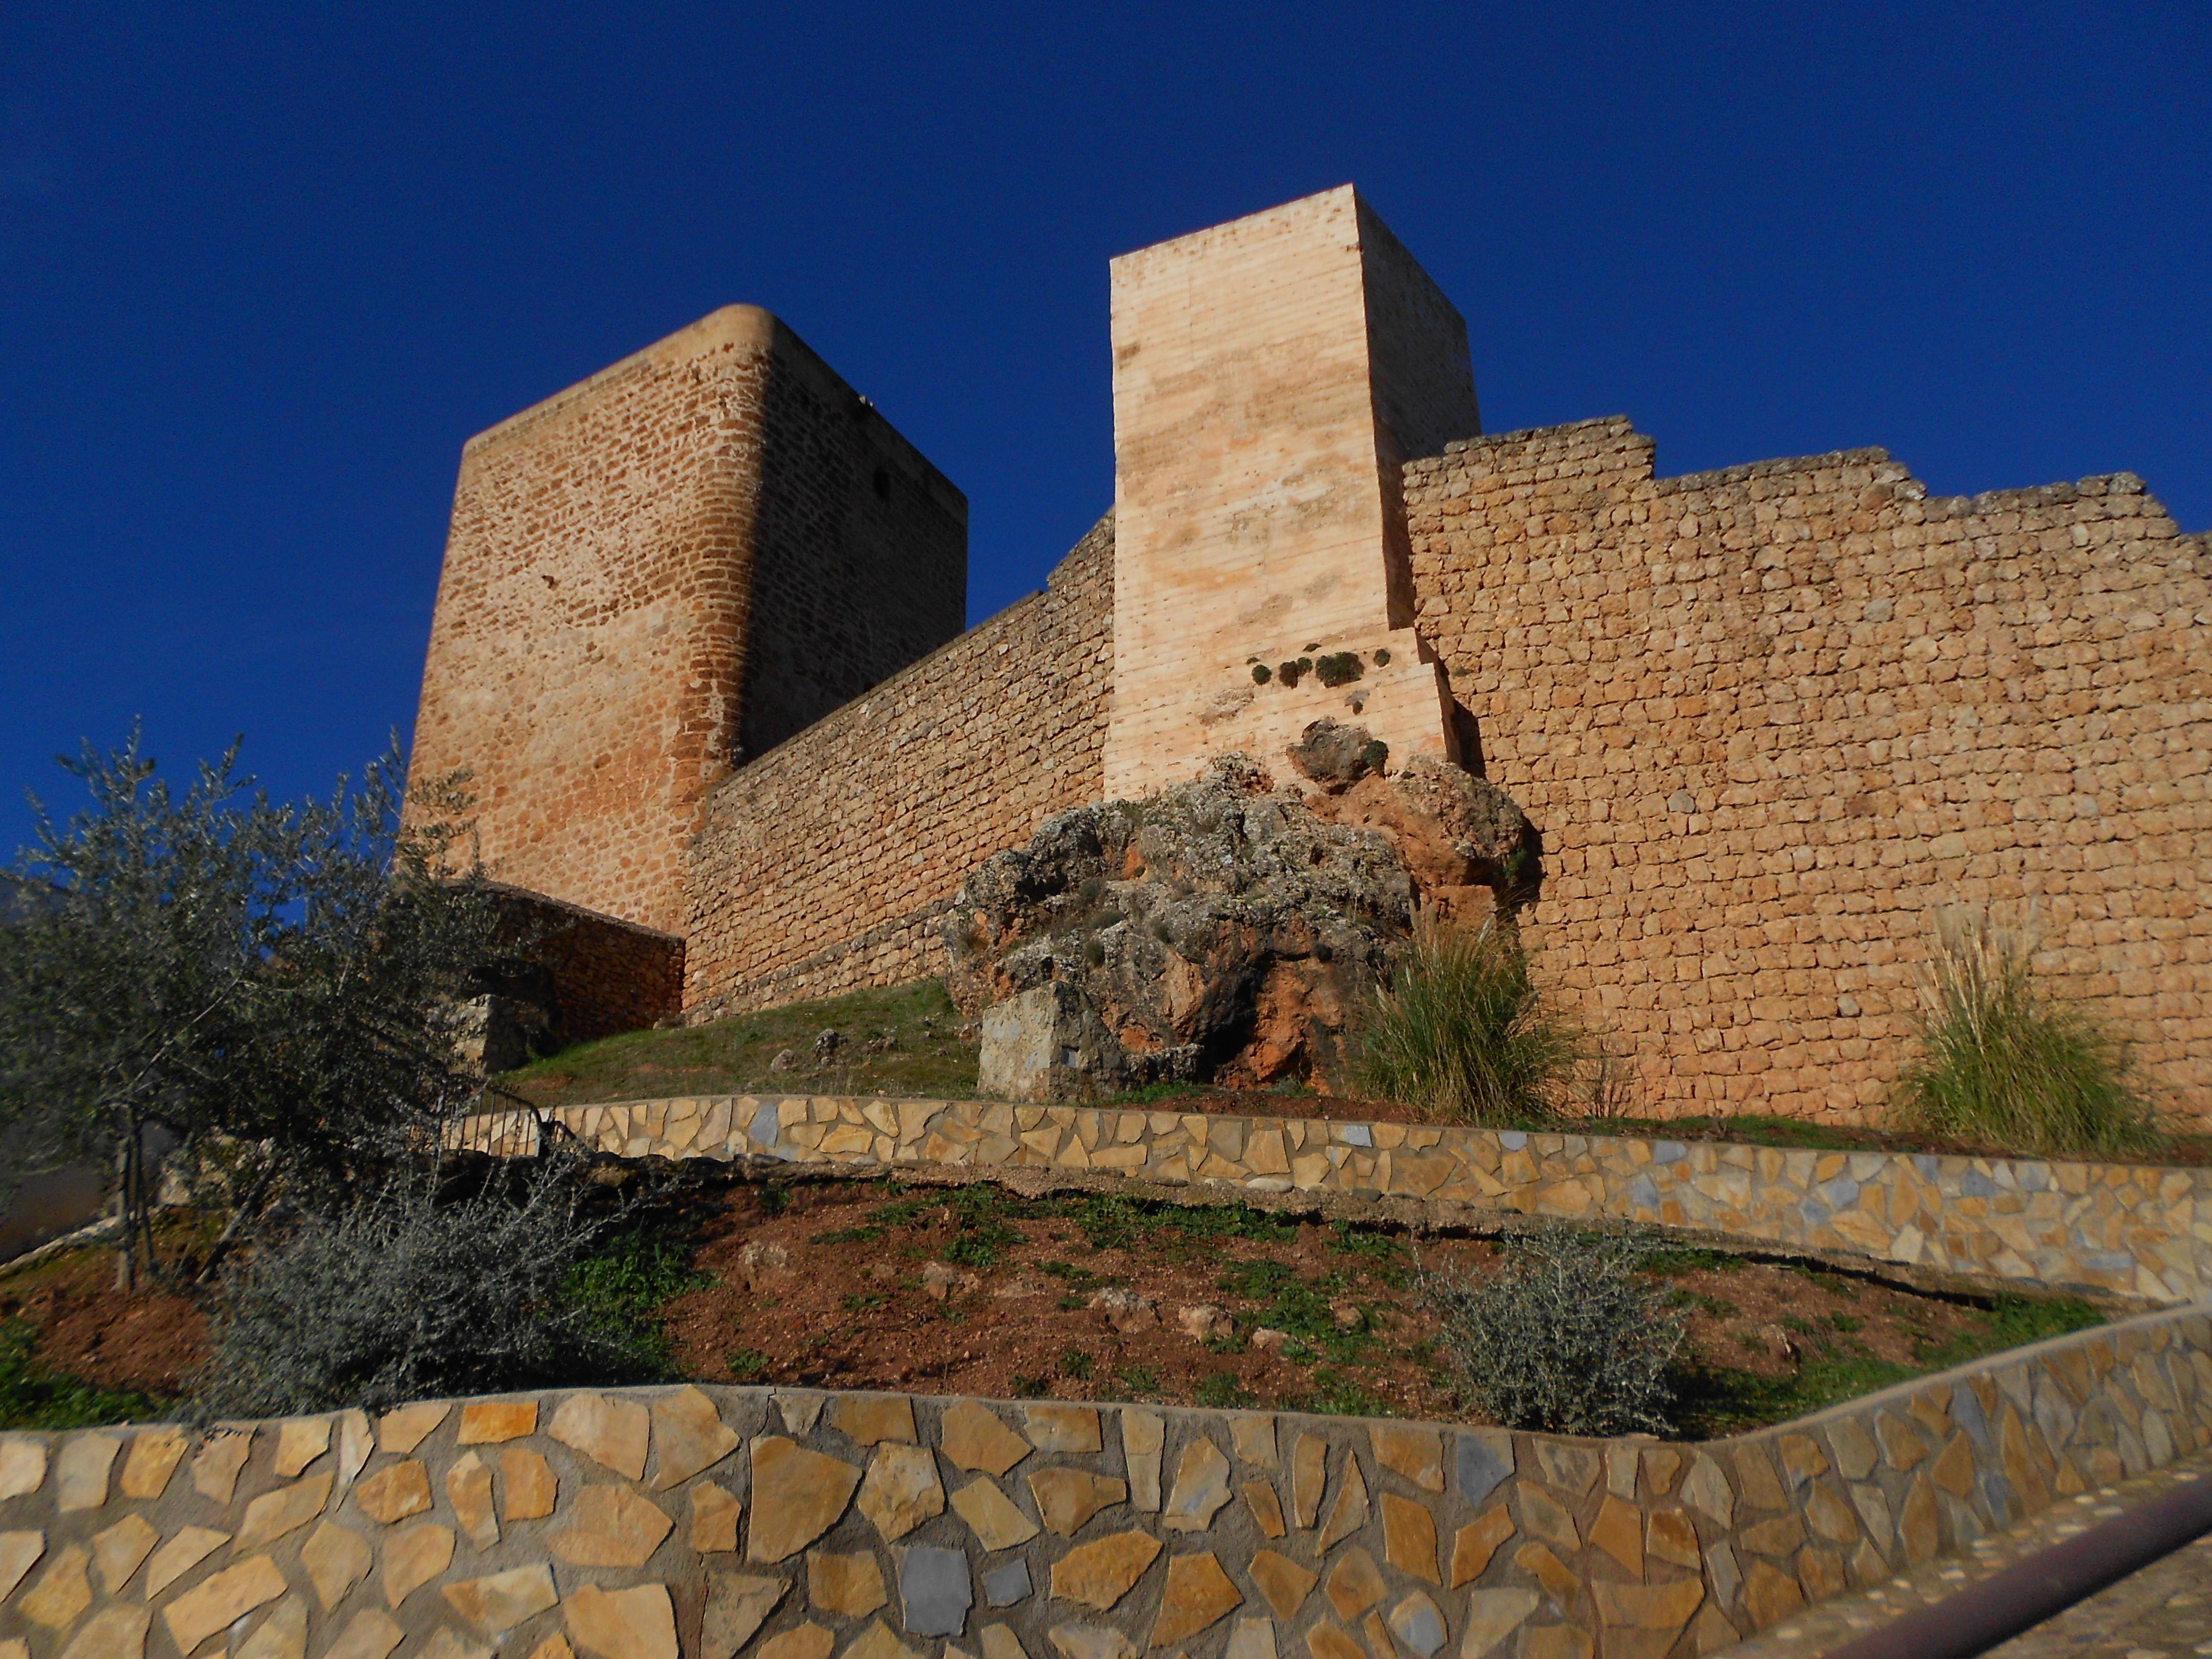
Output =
[{"x1": 2, "y1": 2, "x2": 2205, "y2": 855}]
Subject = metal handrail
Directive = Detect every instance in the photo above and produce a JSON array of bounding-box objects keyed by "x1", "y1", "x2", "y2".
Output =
[{"x1": 1818, "y1": 1471, "x2": 2212, "y2": 1658}]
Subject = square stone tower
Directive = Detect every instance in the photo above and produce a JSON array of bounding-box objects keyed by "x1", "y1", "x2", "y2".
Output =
[
  {"x1": 1103, "y1": 185, "x2": 1481, "y2": 797},
  {"x1": 408, "y1": 305, "x2": 967, "y2": 933}
]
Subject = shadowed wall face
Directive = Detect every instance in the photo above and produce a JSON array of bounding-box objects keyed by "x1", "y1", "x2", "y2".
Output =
[
  {"x1": 407, "y1": 306, "x2": 966, "y2": 934},
  {"x1": 1102, "y1": 185, "x2": 1482, "y2": 800}
]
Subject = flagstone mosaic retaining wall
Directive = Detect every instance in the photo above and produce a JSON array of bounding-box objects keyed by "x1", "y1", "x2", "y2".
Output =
[
  {"x1": 456, "y1": 1097, "x2": 2212, "y2": 1308},
  {"x1": 5, "y1": 1307, "x2": 2210, "y2": 1659}
]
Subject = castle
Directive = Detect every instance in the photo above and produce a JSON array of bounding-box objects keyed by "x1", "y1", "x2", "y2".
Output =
[{"x1": 408, "y1": 186, "x2": 2212, "y2": 1121}]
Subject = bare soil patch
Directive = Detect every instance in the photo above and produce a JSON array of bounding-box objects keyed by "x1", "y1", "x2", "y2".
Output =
[
  {"x1": 0, "y1": 1244, "x2": 204, "y2": 1397},
  {"x1": 0, "y1": 1176, "x2": 2104, "y2": 1438}
]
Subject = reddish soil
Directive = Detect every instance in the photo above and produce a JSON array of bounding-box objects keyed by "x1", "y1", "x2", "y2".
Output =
[
  {"x1": 1, "y1": 1248, "x2": 205, "y2": 1397},
  {"x1": 661, "y1": 1181, "x2": 2005, "y2": 1424}
]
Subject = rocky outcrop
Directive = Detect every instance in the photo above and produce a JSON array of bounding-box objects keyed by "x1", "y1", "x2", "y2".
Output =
[
  {"x1": 1295, "y1": 726, "x2": 1541, "y2": 929},
  {"x1": 943, "y1": 756, "x2": 1411, "y2": 1094},
  {"x1": 942, "y1": 740, "x2": 1543, "y2": 1099}
]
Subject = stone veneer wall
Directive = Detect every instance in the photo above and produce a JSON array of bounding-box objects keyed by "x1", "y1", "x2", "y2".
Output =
[
  {"x1": 1402, "y1": 420, "x2": 2212, "y2": 1122},
  {"x1": 679, "y1": 521, "x2": 1115, "y2": 1020},
  {"x1": 467, "y1": 1097, "x2": 2212, "y2": 1307},
  {"x1": 6, "y1": 1310, "x2": 2210, "y2": 1659}
]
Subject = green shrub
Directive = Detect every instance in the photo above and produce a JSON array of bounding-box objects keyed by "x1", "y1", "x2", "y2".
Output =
[
  {"x1": 1424, "y1": 1229, "x2": 1685, "y2": 1435},
  {"x1": 1356, "y1": 918, "x2": 1584, "y2": 1125},
  {"x1": 1891, "y1": 909, "x2": 2159, "y2": 1157}
]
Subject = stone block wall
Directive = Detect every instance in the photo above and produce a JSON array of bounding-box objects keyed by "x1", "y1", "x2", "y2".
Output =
[
  {"x1": 408, "y1": 306, "x2": 967, "y2": 935},
  {"x1": 488, "y1": 887, "x2": 685, "y2": 1047},
  {"x1": 514, "y1": 1096, "x2": 2212, "y2": 1307},
  {"x1": 1102, "y1": 187, "x2": 1475, "y2": 801},
  {"x1": 6, "y1": 1308, "x2": 2209, "y2": 1659},
  {"x1": 1404, "y1": 419, "x2": 2212, "y2": 1120},
  {"x1": 679, "y1": 522, "x2": 1115, "y2": 1020}
]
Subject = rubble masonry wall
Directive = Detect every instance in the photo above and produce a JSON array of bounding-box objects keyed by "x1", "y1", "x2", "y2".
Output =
[
  {"x1": 6, "y1": 1308, "x2": 2208, "y2": 1659},
  {"x1": 1404, "y1": 418, "x2": 2212, "y2": 1121},
  {"x1": 679, "y1": 522, "x2": 1114, "y2": 1020},
  {"x1": 476, "y1": 1095, "x2": 2212, "y2": 1308}
]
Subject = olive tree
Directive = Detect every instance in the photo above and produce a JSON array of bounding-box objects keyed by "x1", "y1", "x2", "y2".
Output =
[{"x1": 0, "y1": 730, "x2": 513, "y2": 1287}]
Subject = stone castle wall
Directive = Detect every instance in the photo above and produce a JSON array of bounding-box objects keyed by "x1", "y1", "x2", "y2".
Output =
[
  {"x1": 7, "y1": 1309, "x2": 2209, "y2": 1659},
  {"x1": 679, "y1": 521, "x2": 1115, "y2": 1021},
  {"x1": 408, "y1": 306, "x2": 966, "y2": 935},
  {"x1": 486, "y1": 887, "x2": 686, "y2": 1047},
  {"x1": 1404, "y1": 418, "x2": 2212, "y2": 1121}
]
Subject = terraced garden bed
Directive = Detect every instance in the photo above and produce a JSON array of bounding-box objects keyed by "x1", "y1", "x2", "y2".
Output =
[
  {"x1": 494, "y1": 980, "x2": 2212, "y2": 1165},
  {"x1": 0, "y1": 1173, "x2": 2105, "y2": 1439},
  {"x1": 655, "y1": 1177, "x2": 2105, "y2": 1437}
]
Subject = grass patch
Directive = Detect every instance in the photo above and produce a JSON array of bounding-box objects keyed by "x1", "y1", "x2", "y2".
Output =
[
  {"x1": 1891, "y1": 909, "x2": 2160, "y2": 1158},
  {"x1": 1294, "y1": 1367, "x2": 1393, "y2": 1418},
  {"x1": 1641, "y1": 1247, "x2": 1750, "y2": 1275},
  {"x1": 1065, "y1": 1194, "x2": 1294, "y2": 1255},
  {"x1": 564, "y1": 1223, "x2": 711, "y2": 1377},
  {"x1": 1216, "y1": 1261, "x2": 1368, "y2": 1366},
  {"x1": 1327, "y1": 1223, "x2": 1410, "y2": 1285},
  {"x1": 1115, "y1": 1364, "x2": 1162, "y2": 1398},
  {"x1": 938, "y1": 1187, "x2": 1029, "y2": 1268},
  {"x1": 1196, "y1": 1372, "x2": 1256, "y2": 1409},
  {"x1": 1674, "y1": 1292, "x2": 2105, "y2": 1435},
  {"x1": 0, "y1": 1317, "x2": 165, "y2": 1430},
  {"x1": 1103, "y1": 1081, "x2": 1205, "y2": 1105},
  {"x1": 498, "y1": 979, "x2": 977, "y2": 1107}
]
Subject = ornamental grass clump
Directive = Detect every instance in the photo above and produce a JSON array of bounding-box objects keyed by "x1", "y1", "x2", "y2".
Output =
[
  {"x1": 1356, "y1": 915, "x2": 1583, "y2": 1125},
  {"x1": 1423, "y1": 1229, "x2": 1685, "y2": 1435},
  {"x1": 1891, "y1": 908, "x2": 2159, "y2": 1159}
]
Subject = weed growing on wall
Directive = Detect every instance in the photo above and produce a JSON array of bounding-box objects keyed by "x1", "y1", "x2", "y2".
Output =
[
  {"x1": 1356, "y1": 917, "x2": 1584, "y2": 1125},
  {"x1": 1892, "y1": 909, "x2": 2160, "y2": 1158},
  {"x1": 1423, "y1": 1228, "x2": 1685, "y2": 1435}
]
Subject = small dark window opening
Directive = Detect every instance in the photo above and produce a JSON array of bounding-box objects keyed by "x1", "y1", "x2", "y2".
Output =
[{"x1": 872, "y1": 467, "x2": 891, "y2": 501}]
